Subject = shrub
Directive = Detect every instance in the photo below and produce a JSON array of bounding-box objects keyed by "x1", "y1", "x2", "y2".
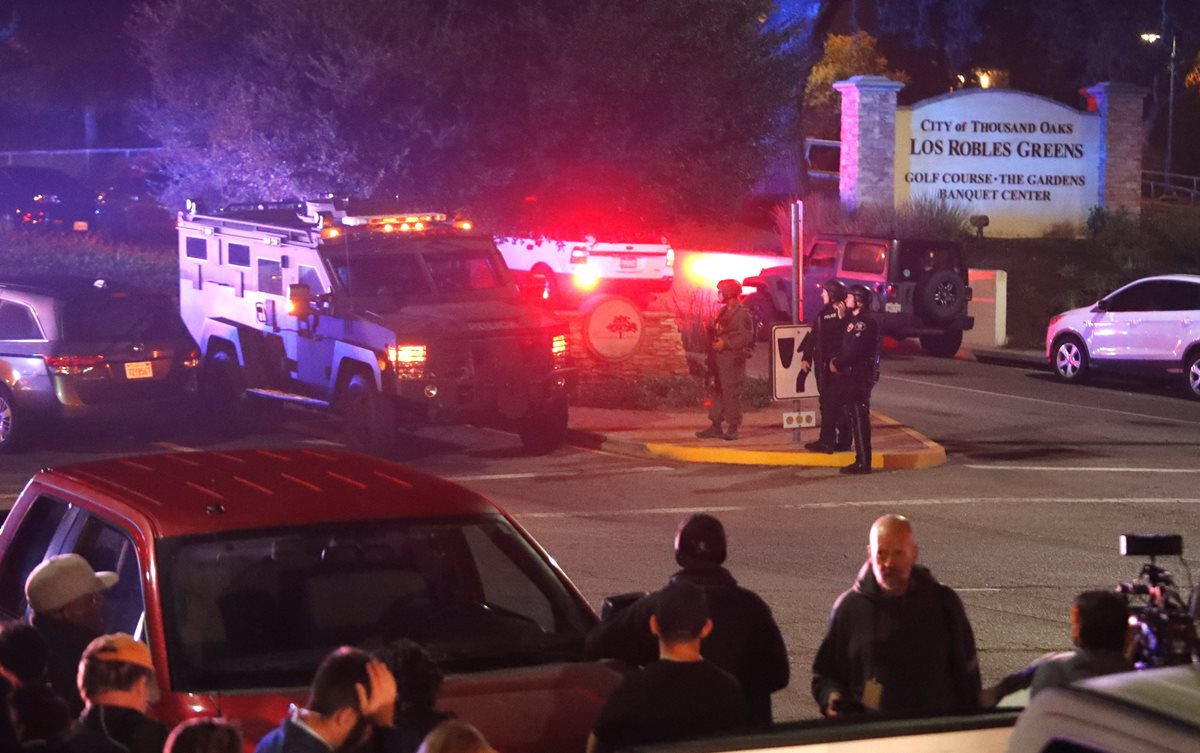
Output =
[
  {"x1": 574, "y1": 374, "x2": 771, "y2": 411},
  {"x1": 0, "y1": 231, "x2": 177, "y2": 293},
  {"x1": 771, "y1": 194, "x2": 971, "y2": 250}
]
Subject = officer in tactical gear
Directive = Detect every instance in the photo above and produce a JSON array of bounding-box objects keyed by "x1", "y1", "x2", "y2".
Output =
[
  {"x1": 697, "y1": 279, "x2": 754, "y2": 441},
  {"x1": 584, "y1": 514, "x2": 790, "y2": 726},
  {"x1": 798, "y1": 279, "x2": 850, "y2": 453},
  {"x1": 830, "y1": 284, "x2": 881, "y2": 474}
]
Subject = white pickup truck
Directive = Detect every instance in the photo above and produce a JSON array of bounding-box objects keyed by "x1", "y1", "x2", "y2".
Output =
[{"x1": 625, "y1": 665, "x2": 1200, "y2": 753}]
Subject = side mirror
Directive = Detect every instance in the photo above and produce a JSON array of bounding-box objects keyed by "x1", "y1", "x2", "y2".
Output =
[
  {"x1": 742, "y1": 276, "x2": 765, "y2": 290},
  {"x1": 1094, "y1": 298, "x2": 1109, "y2": 312}
]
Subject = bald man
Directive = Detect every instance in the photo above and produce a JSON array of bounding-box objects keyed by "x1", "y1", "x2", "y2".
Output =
[{"x1": 811, "y1": 515, "x2": 981, "y2": 718}]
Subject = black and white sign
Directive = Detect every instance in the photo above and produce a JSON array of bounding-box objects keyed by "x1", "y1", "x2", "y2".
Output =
[{"x1": 770, "y1": 324, "x2": 821, "y2": 401}]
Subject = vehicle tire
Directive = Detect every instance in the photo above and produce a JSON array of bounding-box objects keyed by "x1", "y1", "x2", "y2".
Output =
[
  {"x1": 0, "y1": 385, "x2": 26, "y2": 454},
  {"x1": 917, "y1": 269, "x2": 967, "y2": 323},
  {"x1": 199, "y1": 347, "x2": 281, "y2": 436},
  {"x1": 744, "y1": 293, "x2": 777, "y2": 342},
  {"x1": 337, "y1": 371, "x2": 395, "y2": 455},
  {"x1": 919, "y1": 329, "x2": 964, "y2": 358},
  {"x1": 530, "y1": 264, "x2": 559, "y2": 305},
  {"x1": 1052, "y1": 335, "x2": 1090, "y2": 384},
  {"x1": 518, "y1": 398, "x2": 569, "y2": 454},
  {"x1": 1185, "y1": 350, "x2": 1200, "y2": 400}
]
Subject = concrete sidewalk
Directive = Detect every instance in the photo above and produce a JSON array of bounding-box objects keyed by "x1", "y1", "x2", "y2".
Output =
[{"x1": 570, "y1": 406, "x2": 945, "y2": 470}]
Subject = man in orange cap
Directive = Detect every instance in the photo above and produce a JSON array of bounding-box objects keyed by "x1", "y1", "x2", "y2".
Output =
[{"x1": 58, "y1": 633, "x2": 167, "y2": 753}]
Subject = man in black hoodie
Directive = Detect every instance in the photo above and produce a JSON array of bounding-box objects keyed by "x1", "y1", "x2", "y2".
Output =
[
  {"x1": 585, "y1": 514, "x2": 789, "y2": 726},
  {"x1": 812, "y1": 514, "x2": 981, "y2": 718}
]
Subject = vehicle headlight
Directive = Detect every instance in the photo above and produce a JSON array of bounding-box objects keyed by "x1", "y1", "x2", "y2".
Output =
[{"x1": 387, "y1": 344, "x2": 427, "y2": 380}]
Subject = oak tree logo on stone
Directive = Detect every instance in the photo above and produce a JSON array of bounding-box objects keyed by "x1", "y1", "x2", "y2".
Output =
[{"x1": 606, "y1": 315, "x2": 639, "y2": 339}]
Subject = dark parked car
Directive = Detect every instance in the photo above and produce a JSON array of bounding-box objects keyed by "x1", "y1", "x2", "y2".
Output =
[
  {"x1": 0, "y1": 450, "x2": 621, "y2": 753},
  {"x1": 742, "y1": 235, "x2": 973, "y2": 357},
  {"x1": 0, "y1": 279, "x2": 200, "y2": 451},
  {"x1": 0, "y1": 166, "x2": 95, "y2": 232}
]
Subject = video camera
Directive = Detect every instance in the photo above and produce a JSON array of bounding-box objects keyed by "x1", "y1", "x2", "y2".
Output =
[{"x1": 1116, "y1": 534, "x2": 1199, "y2": 668}]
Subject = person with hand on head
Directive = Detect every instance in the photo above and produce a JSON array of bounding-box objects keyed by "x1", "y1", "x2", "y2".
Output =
[
  {"x1": 812, "y1": 515, "x2": 981, "y2": 718},
  {"x1": 25, "y1": 555, "x2": 118, "y2": 716},
  {"x1": 58, "y1": 633, "x2": 168, "y2": 753},
  {"x1": 256, "y1": 647, "x2": 397, "y2": 753}
]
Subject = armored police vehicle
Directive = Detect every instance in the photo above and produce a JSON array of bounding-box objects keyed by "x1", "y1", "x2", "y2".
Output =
[{"x1": 177, "y1": 200, "x2": 572, "y2": 453}]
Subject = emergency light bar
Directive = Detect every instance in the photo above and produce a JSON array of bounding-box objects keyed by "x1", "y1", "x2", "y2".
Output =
[{"x1": 341, "y1": 212, "x2": 447, "y2": 227}]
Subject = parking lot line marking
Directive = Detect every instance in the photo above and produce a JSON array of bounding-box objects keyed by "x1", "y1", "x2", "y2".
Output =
[
  {"x1": 298, "y1": 439, "x2": 345, "y2": 447},
  {"x1": 516, "y1": 496, "x2": 1200, "y2": 519},
  {"x1": 883, "y1": 376, "x2": 1200, "y2": 426},
  {"x1": 153, "y1": 442, "x2": 202, "y2": 453},
  {"x1": 966, "y1": 464, "x2": 1200, "y2": 473},
  {"x1": 447, "y1": 466, "x2": 674, "y2": 482}
]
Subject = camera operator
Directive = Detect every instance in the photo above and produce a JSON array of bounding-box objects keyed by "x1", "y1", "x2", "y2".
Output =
[{"x1": 1030, "y1": 590, "x2": 1133, "y2": 697}]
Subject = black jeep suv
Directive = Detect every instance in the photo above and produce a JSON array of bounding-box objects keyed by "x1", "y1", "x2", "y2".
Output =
[{"x1": 742, "y1": 235, "x2": 973, "y2": 357}]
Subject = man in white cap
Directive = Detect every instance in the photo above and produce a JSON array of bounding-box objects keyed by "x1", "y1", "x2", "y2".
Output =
[{"x1": 25, "y1": 554, "x2": 117, "y2": 715}]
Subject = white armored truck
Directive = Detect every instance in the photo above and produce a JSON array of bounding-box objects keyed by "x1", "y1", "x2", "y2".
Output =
[{"x1": 178, "y1": 200, "x2": 572, "y2": 452}]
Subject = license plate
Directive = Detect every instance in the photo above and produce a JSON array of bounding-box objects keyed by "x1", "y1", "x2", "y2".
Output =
[
  {"x1": 124, "y1": 361, "x2": 154, "y2": 380},
  {"x1": 620, "y1": 257, "x2": 638, "y2": 270},
  {"x1": 885, "y1": 302, "x2": 902, "y2": 313}
]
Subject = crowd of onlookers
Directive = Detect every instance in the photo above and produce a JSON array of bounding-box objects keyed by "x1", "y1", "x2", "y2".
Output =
[{"x1": 0, "y1": 513, "x2": 1137, "y2": 753}]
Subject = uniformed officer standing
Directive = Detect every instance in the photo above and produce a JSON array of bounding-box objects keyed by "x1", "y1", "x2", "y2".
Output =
[
  {"x1": 798, "y1": 279, "x2": 850, "y2": 453},
  {"x1": 830, "y1": 285, "x2": 881, "y2": 474},
  {"x1": 696, "y1": 279, "x2": 754, "y2": 441}
]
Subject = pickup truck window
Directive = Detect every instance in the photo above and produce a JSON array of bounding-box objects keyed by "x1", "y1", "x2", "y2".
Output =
[
  {"x1": 0, "y1": 496, "x2": 69, "y2": 616},
  {"x1": 70, "y1": 515, "x2": 145, "y2": 636},
  {"x1": 157, "y1": 514, "x2": 592, "y2": 691}
]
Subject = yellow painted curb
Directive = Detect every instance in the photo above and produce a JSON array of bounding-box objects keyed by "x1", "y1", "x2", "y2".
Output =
[{"x1": 640, "y1": 411, "x2": 945, "y2": 470}]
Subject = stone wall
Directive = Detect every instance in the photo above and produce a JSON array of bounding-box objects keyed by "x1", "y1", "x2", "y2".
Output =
[
  {"x1": 560, "y1": 309, "x2": 690, "y2": 382},
  {"x1": 1082, "y1": 83, "x2": 1147, "y2": 216},
  {"x1": 834, "y1": 75, "x2": 905, "y2": 211}
]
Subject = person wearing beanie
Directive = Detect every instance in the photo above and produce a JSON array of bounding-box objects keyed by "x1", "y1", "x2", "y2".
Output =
[
  {"x1": 24, "y1": 555, "x2": 118, "y2": 716},
  {"x1": 585, "y1": 514, "x2": 789, "y2": 726},
  {"x1": 58, "y1": 633, "x2": 168, "y2": 753},
  {"x1": 587, "y1": 582, "x2": 745, "y2": 753}
]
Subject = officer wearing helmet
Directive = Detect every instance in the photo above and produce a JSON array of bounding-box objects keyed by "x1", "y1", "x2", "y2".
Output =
[
  {"x1": 585, "y1": 514, "x2": 790, "y2": 726},
  {"x1": 697, "y1": 279, "x2": 754, "y2": 441},
  {"x1": 830, "y1": 284, "x2": 881, "y2": 474},
  {"x1": 798, "y1": 279, "x2": 851, "y2": 453}
]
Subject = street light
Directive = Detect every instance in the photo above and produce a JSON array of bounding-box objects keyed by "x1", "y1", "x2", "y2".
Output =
[{"x1": 1141, "y1": 31, "x2": 1178, "y2": 175}]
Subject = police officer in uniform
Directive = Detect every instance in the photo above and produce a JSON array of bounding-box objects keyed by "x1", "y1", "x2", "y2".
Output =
[
  {"x1": 830, "y1": 284, "x2": 881, "y2": 474},
  {"x1": 798, "y1": 279, "x2": 850, "y2": 453},
  {"x1": 696, "y1": 279, "x2": 754, "y2": 441}
]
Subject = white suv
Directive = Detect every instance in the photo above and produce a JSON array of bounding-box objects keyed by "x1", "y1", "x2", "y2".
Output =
[{"x1": 1046, "y1": 274, "x2": 1200, "y2": 399}]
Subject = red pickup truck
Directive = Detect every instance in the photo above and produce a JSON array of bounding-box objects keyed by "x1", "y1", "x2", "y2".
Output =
[{"x1": 0, "y1": 450, "x2": 620, "y2": 753}]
